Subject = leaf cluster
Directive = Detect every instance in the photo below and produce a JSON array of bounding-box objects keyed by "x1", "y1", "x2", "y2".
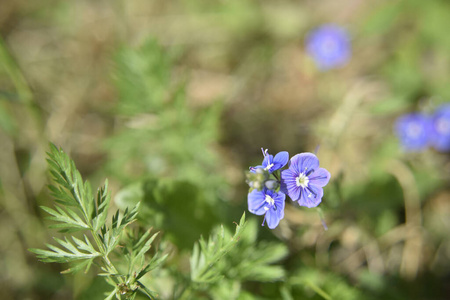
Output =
[
  {"x1": 190, "y1": 213, "x2": 247, "y2": 284},
  {"x1": 220, "y1": 218, "x2": 288, "y2": 282},
  {"x1": 30, "y1": 144, "x2": 166, "y2": 299},
  {"x1": 181, "y1": 214, "x2": 288, "y2": 299}
]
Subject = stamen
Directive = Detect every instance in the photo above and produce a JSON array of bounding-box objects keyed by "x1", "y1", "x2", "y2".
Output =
[
  {"x1": 296, "y1": 173, "x2": 309, "y2": 188},
  {"x1": 261, "y1": 148, "x2": 268, "y2": 157},
  {"x1": 265, "y1": 194, "x2": 275, "y2": 206},
  {"x1": 264, "y1": 163, "x2": 274, "y2": 171}
]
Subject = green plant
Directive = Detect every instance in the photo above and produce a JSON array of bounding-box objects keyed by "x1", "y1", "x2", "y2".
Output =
[{"x1": 30, "y1": 144, "x2": 167, "y2": 299}]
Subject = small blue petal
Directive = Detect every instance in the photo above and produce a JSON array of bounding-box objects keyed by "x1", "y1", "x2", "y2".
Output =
[
  {"x1": 308, "y1": 168, "x2": 331, "y2": 187},
  {"x1": 273, "y1": 191, "x2": 286, "y2": 203},
  {"x1": 272, "y1": 151, "x2": 289, "y2": 171},
  {"x1": 297, "y1": 185, "x2": 323, "y2": 208},
  {"x1": 247, "y1": 189, "x2": 266, "y2": 215},
  {"x1": 290, "y1": 153, "x2": 320, "y2": 175},
  {"x1": 274, "y1": 195, "x2": 286, "y2": 220},
  {"x1": 265, "y1": 209, "x2": 281, "y2": 229},
  {"x1": 248, "y1": 188, "x2": 286, "y2": 229},
  {"x1": 280, "y1": 169, "x2": 301, "y2": 201}
]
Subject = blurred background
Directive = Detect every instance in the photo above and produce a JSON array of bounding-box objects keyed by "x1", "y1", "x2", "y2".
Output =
[{"x1": 1, "y1": 0, "x2": 449, "y2": 299}]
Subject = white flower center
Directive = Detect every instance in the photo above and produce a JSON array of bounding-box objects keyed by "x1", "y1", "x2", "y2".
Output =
[
  {"x1": 296, "y1": 173, "x2": 309, "y2": 188},
  {"x1": 264, "y1": 194, "x2": 275, "y2": 210},
  {"x1": 264, "y1": 163, "x2": 274, "y2": 171}
]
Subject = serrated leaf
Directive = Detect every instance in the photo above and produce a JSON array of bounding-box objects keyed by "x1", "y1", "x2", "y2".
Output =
[{"x1": 190, "y1": 213, "x2": 247, "y2": 284}]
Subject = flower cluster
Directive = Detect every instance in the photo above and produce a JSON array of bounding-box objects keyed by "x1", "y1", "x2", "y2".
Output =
[
  {"x1": 246, "y1": 148, "x2": 331, "y2": 229},
  {"x1": 305, "y1": 24, "x2": 351, "y2": 70},
  {"x1": 395, "y1": 104, "x2": 450, "y2": 152}
]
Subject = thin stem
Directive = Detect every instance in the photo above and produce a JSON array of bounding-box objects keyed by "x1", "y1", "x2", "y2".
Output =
[
  {"x1": 305, "y1": 280, "x2": 332, "y2": 300},
  {"x1": 177, "y1": 281, "x2": 194, "y2": 300},
  {"x1": 316, "y1": 207, "x2": 328, "y2": 231},
  {"x1": 0, "y1": 36, "x2": 32, "y2": 104},
  {"x1": 273, "y1": 171, "x2": 280, "y2": 181}
]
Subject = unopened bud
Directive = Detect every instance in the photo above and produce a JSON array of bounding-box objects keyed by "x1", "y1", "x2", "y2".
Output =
[
  {"x1": 253, "y1": 181, "x2": 262, "y2": 190},
  {"x1": 264, "y1": 179, "x2": 279, "y2": 190}
]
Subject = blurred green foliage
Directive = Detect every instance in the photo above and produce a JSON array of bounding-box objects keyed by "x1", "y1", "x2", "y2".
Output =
[
  {"x1": 1, "y1": 0, "x2": 450, "y2": 299},
  {"x1": 105, "y1": 40, "x2": 223, "y2": 194}
]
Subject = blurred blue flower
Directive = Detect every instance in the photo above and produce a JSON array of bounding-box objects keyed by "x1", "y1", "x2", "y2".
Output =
[
  {"x1": 395, "y1": 113, "x2": 431, "y2": 151},
  {"x1": 305, "y1": 24, "x2": 351, "y2": 70},
  {"x1": 280, "y1": 153, "x2": 331, "y2": 208},
  {"x1": 248, "y1": 188, "x2": 285, "y2": 229},
  {"x1": 250, "y1": 148, "x2": 289, "y2": 174},
  {"x1": 430, "y1": 104, "x2": 450, "y2": 152}
]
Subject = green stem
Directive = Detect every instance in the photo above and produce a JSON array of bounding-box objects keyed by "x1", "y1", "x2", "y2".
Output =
[
  {"x1": 0, "y1": 36, "x2": 32, "y2": 104},
  {"x1": 87, "y1": 214, "x2": 120, "y2": 278},
  {"x1": 273, "y1": 171, "x2": 280, "y2": 181},
  {"x1": 316, "y1": 207, "x2": 328, "y2": 231},
  {"x1": 178, "y1": 283, "x2": 193, "y2": 300},
  {"x1": 305, "y1": 280, "x2": 332, "y2": 300}
]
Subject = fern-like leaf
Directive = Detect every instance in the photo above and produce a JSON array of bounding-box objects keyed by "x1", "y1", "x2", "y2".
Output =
[{"x1": 190, "y1": 212, "x2": 246, "y2": 284}]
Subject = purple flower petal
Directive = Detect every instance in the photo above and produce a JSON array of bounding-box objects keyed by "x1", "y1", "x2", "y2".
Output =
[
  {"x1": 308, "y1": 168, "x2": 331, "y2": 187},
  {"x1": 273, "y1": 191, "x2": 286, "y2": 203},
  {"x1": 290, "y1": 153, "x2": 320, "y2": 175},
  {"x1": 280, "y1": 169, "x2": 301, "y2": 200},
  {"x1": 297, "y1": 185, "x2": 323, "y2": 208},
  {"x1": 265, "y1": 209, "x2": 281, "y2": 229},
  {"x1": 247, "y1": 189, "x2": 266, "y2": 215},
  {"x1": 272, "y1": 151, "x2": 289, "y2": 171},
  {"x1": 248, "y1": 188, "x2": 286, "y2": 229},
  {"x1": 274, "y1": 195, "x2": 285, "y2": 220}
]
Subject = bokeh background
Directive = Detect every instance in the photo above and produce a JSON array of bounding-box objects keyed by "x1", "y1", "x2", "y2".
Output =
[{"x1": 1, "y1": 0, "x2": 449, "y2": 299}]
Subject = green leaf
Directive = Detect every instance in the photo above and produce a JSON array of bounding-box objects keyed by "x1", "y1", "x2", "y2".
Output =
[
  {"x1": 92, "y1": 180, "x2": 112, "y2": 232},
  {"x1": 190, "y1": 212, "x2": 247, "y2": 284},
  {"x1": 29, "y1": 236, "x2": 101, "y2": 263},
  {"x1": 41, "y1": 205, "x2": 89, "y2": 232}
]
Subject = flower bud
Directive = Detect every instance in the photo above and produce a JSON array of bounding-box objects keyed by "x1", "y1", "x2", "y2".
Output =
[{"x1": 264, "y1": 179, "x2": 279, "y2": 190}]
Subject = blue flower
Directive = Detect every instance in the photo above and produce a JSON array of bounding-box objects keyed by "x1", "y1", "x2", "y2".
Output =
[
  {"x1": 305, "y1": 24, "x2": 351, "y2": 70},
  {"x1": 250, "y1": 148, "x2": 289, "y2": 174},
  {"x1": 430, "y1": 104, "x2": 450, "y2": 152},
  {"x1": 395, "y1": 113, "x2": 431, "y2": 152},
  {"x1": 280, "y1": 153, "x2": 331, "y2": 208},
  {"x1": 248, "y1": 188, "x2": 285, "y2": 229}
]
